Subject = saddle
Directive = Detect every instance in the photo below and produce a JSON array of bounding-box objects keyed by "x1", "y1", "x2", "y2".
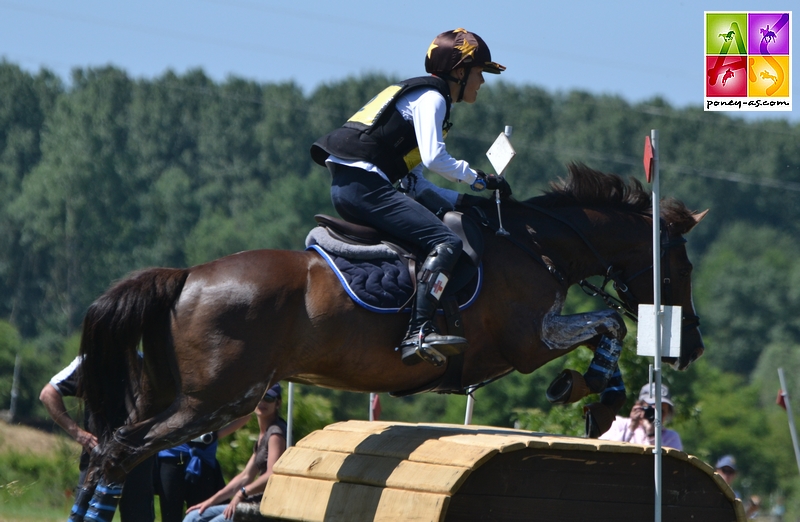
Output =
[
  {"x1": 312, "y1": 211, "x2": 483, "y2": 291},
  {"x1": 307, "y1": 210, "x2": 485, "y2": 396}
]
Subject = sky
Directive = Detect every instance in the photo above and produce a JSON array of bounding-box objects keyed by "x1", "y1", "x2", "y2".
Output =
[{"x1": 0, "y1": 0, "x2": 795, "y2": 122}]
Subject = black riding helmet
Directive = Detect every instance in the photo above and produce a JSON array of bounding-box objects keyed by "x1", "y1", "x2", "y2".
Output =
[{"x1": 425, "y1": 28, "x2": 505, "y2": 101}]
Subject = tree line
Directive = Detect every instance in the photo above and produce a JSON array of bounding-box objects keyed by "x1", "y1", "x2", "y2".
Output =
[{"x1": 1, "y1": 60, "x2": 800, "y2": 514}]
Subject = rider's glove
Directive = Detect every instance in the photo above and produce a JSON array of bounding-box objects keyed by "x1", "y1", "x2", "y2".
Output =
[{"x1": 471, "y1": 170, "x2": 512, "y2": 198}]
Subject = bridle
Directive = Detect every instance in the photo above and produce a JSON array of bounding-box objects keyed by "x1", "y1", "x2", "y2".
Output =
[
  {"x1": 577, "y1": 225, "x2": 696, "y2": 327},
  {"x1": 486, "y1": 201, "x2": 700, "y2": 331}
]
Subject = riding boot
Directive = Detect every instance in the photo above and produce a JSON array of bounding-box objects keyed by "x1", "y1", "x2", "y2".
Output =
[{"x1": 399, "y1": 243, "x2": 468, "y2": 367}]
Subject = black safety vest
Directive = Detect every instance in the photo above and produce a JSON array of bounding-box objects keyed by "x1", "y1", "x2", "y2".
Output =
[{"x1": 310, "y1": 76, "x2": 452, "y2": 183}]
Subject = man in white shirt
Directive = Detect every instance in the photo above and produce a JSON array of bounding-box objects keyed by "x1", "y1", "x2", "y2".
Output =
[{"x1": 311, "y1": 28, "x2": 511, "y2": 367}]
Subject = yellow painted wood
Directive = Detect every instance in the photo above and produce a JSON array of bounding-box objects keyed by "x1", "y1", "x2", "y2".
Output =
[
  {"x1": 261, "y1": 475, "x2": 448, "y2": 522},
  {"x1": 274, "y1": 446, "x2": 470, "y2": 494}
]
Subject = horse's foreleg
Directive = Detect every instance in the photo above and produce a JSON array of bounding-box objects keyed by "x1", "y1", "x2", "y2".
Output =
[
  {"x1": 584, "y1": 365, "x2": 627, "y2": 438},
  {"x1": 542, "y1": 308, "x2": 627, "y2": 414}
]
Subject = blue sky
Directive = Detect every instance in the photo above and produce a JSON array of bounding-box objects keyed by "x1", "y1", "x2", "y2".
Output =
[{"x1": 0, "y1": 0, "x2": 795, "y2": 121}]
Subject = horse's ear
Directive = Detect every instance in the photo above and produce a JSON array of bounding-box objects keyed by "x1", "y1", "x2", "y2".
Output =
[
  {"x1": 692, "y1": 209, "x2": 710, "y2": 225},
  {"x1": 682, "y1": 209, "x2": 709, "y2": 234}
]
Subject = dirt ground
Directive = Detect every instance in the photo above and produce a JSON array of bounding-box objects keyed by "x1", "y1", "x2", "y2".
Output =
[{"x1": 0, "y1": 419, "x2": 78, "y2": 455}]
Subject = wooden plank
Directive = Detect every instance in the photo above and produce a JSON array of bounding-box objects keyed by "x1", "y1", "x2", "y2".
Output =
[
  {"x1": 454, "y1": 448, "x2": 735, "y2": 510},
  {"x1": 444, "y1": 493, "x2": 740, "y2": 522},
  {"x1": 274, "y1": 446, "x2": 471, "y2": 494},
  {"x1": 261, "y1": 475, "x2": 449, "y2": 522},
  {"x1": 437, "y1": 433, "x2": 529, "y2": 453},
  {"x1": 374, "y1": 487, "x2": 450, "y2": 522},
  {"x1": 406, "y1": 439, "x2": 499, "y2": 469}
]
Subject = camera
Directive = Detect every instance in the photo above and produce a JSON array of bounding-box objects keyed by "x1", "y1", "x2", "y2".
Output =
[
  {"x1": 191, "y1": 432, "x2": 215, "y2": 445},
  {"x1": 643, "y1": 405, "x2": 656, "y2": 422}
]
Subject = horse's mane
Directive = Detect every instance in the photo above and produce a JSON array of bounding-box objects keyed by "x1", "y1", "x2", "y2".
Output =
[{"x1": 524, "y1": 163, "x2": 697, "y2": 232}]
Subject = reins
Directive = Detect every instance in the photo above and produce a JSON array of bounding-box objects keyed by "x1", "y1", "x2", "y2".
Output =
[{"x1": 473, "y1": 199, "x2": 690, "y2": 324}]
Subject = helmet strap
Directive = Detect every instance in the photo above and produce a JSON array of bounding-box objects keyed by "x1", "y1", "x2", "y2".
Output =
[{"x1": 441, "y1": 67, "x2": 470, "y2": 102}]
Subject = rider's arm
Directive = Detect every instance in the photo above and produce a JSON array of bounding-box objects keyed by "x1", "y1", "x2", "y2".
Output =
[
  {"x1": 407, "y1": 89, "x2": 479, "y2": 186},
  {"x1": 401, "y1": 170, "x2": 460, "y2": 207}
]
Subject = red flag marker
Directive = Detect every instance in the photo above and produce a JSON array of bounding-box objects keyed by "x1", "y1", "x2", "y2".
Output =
[
  {"x1": 371, "y1": 393, "x2": 382, "y2": 421},
  {"x1": 778, "y1": 389, "x2": 788, "y2": 410},
  {"x1": 643, "y1": 136, "x2": 655, "y2": 183}
]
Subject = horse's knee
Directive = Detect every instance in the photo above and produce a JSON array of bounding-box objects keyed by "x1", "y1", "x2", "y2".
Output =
[{"x1": 603, "y1": 311, "x2": 627, "y2": 340}]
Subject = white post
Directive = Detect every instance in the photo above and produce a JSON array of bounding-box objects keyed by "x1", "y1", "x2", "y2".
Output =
[
  {"x1": 778, "y1": 368, "x2": 800, "y2": 476},
  {"x1": 464, "y1": 387, "x2": 475, "y2": 425},
  {"x1": 286, "y1": 382, "x2": 295, "y2": 447},
  {"x1": 650, "y1": 129, "x2": 663, "y2": 522},
  {"x1": 9, "y1": 352, "x2": 21, "y2": 421},
  {"x1": 369, "y1": 393, "x2": 376, "y2": 422}
]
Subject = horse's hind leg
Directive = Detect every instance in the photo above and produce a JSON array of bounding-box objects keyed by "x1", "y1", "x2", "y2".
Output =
[{"x1": 68, "y1": 454, "x2": 122, "y2": 522}]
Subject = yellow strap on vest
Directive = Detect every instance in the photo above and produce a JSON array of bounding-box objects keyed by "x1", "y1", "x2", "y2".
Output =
[{"x1": 347, "y1": 85, "x2": 404, "y2": 126}]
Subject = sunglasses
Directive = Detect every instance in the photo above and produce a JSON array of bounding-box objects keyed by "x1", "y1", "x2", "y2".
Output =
[{"x1": 261, "y1": 395, "x2": 277, "y2": 403}]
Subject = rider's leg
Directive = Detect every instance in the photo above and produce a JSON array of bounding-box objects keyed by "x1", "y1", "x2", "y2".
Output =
[
  {"x1": 399, "y1": 242, "x2": 468, "y2": 366},
  {"x1": 329, "y1": 164, "x2": 468, "y2": 366}
]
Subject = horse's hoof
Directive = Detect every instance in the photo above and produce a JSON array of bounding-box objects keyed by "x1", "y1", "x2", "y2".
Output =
[
  {"x1": 583, "y1": 402, "x2": 616, "y2": 438},
  {"x1": 546, "y1": 369, "x2": 590, "y2": 404}
]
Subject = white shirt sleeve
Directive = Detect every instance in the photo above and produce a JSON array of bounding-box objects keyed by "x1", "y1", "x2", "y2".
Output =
[{"x1": 399, "y1": 89, "x2": 479, "y2": 186}]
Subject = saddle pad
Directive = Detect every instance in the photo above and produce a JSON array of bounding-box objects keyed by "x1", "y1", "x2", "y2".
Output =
[{"x1": 307, "y1": 244, "x2": 482, "y2": 314}]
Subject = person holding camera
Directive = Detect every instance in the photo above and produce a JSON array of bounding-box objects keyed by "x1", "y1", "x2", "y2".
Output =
[{"x1": 599, "y1": 383, "x2": 683, "y2": 450}]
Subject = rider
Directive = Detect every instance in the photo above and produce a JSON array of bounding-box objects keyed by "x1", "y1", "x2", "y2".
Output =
[{"x1": 310, "y1": 28, "x2": 512, "y2": 366}]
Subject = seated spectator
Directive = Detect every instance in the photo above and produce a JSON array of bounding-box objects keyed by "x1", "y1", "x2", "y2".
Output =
[{"x1": 183, "y1": 384, "x2": 287, "y2": 522}]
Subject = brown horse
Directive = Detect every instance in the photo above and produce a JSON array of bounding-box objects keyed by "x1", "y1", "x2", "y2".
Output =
[{"x1": 73, "y1": 164, "x2": 705, "y2": 521}]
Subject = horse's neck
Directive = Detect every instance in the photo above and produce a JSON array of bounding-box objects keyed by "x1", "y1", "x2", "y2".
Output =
[{"x1": 502, "y1": 205, "x2": 650, "y2": 283}]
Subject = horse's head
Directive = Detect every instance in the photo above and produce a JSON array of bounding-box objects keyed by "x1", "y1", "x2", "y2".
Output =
[{"x1": 620, "y1": 201, "x2": 708, "y2": 370}]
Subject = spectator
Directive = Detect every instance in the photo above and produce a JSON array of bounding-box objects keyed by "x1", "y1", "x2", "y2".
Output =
[
  {"x1": 183, "y1": 383, "x2": 287, "y2": 522},
  {"x1": 156, "y1": 416, "x2": 250, "y2": 522},
  {"x1": 715, "y1": 455, "x2": 760, "y2": 518},
  {"x1": 40, "y1": 355, "x2": 155, "y2": 522},
  {"x1": 599, "y1": 383, "x2": 683, "y2": 450}
]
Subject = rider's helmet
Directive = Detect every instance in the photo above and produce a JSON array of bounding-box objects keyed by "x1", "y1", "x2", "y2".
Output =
[{"x1": 425, "y1": 28, "x2": 505, "y2": 77}]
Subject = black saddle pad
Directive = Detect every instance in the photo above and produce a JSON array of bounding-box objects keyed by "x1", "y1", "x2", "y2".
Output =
[{"x1": 307, "y1": 244, "x2": 482, "y2": 313}]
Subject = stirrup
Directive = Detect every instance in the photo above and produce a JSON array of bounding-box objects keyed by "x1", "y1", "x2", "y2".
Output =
[{"x1": 399, "y1": 322, "x2": 467, "y2": 367}]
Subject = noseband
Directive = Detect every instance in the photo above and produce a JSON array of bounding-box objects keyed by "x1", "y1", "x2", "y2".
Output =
[{"x1": 578, "y1": 225, "x2": 696, "y2": 327}]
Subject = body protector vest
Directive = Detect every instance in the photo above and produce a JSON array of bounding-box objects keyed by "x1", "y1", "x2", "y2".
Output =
[{"x1": 310, "y1": 76, "x2": 452, "y2": 184}]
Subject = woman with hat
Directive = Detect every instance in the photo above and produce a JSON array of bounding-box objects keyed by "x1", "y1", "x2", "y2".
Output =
[
  {"x1": 183, "y1": 383, "x2": 287, "y2": 522},
  {"x1": 310, "y1": 28, "x2": 511, "y2": 367},
  {"x1": 599, "y1": 383, "x2": 683, "y2": 450}
]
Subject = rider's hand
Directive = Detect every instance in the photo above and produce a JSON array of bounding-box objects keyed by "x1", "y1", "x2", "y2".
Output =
[{"x1": 471, "y1": 170, "x2": 512, "y2": 198}]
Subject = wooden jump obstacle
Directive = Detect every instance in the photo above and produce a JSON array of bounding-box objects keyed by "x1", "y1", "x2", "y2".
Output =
[{"x1": 257, "y1": 420, "x2": 745, "y2": 522}]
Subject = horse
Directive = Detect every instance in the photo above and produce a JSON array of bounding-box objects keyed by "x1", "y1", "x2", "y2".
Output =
[
  {"x1": 72, "y1": 163, "x2": 706, "y2": 521},
  {"x1": 760, "y1": 26, "x2": 777, "y2": 44}
]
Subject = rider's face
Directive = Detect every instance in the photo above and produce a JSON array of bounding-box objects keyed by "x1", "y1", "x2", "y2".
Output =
[{"x1": 452, "y1": 67, "x2": 485, "y2": 104}]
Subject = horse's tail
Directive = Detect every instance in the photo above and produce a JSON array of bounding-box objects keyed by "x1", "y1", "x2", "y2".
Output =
[{"x1": 79, "y1": 267, "x2": 189, "y2": 440}]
